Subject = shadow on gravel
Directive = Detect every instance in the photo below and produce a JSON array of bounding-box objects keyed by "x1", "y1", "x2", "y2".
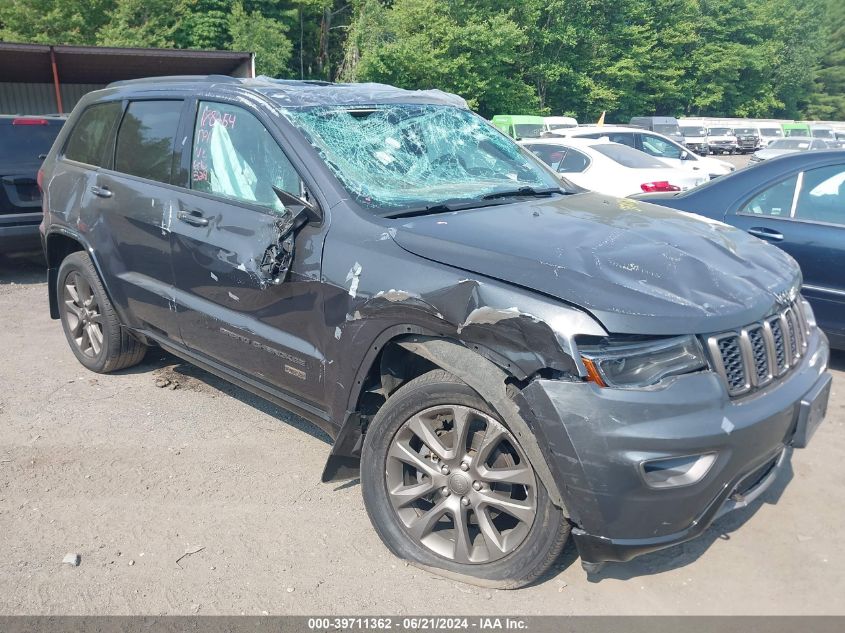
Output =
[
  {"x1": 0, "y1": 248, "x2": 46, "y2": 285},
  {"x1": 585, "y1": 456, "x2": 794, "y2": 583},
  {"x1": 119, "y1": 348, "x2": 333, "y2": 445},
  {"x1": 829, "y1": 349, "x2": 844, "y2": 371}
]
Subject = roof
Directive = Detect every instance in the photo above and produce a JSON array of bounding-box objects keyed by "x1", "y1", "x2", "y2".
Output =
[
  {"x1": 518, "y1": 136, "x2": 607, "y2": 147},
  {"x1": 105, "y1": 75, "x2": 469, "y2": 109},
  {"x1": 248, "y1": 77, "x2": 468, "y2": 108},
  {"x1": 0, "y1": 42, "x2": 253, "y2": 83},
  {"x1": 491, "y1": 114, "x2": 544, "y2": 122}
]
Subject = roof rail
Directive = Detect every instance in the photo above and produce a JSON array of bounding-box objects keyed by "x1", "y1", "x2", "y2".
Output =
[{"x1": 107, "y1": 74, "x2": 242, "y2": 88}]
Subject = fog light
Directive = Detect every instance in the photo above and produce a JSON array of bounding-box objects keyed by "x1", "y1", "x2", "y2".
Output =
[{"x1": 641, "y1": 453, "x2": 717, "y2": 489}]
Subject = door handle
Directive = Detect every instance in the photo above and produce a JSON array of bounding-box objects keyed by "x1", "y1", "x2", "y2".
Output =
[
  {"x1": 747, "y1": 227, "x2": 783, "y2": 242},
  {"x1": 177, "y1": 210, "x2": 209, "y2": 227},
  {"x1": 90, "y1": 185, "x2": 112, "y2": 199}
]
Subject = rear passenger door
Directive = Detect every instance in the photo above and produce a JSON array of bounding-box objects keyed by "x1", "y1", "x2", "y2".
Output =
[
  {"x1": 169, "y1": 99, "x2": 328, "y2": 406},
  {"x1": 94, "y1": 99, "x2": 184, "y2": 339}
]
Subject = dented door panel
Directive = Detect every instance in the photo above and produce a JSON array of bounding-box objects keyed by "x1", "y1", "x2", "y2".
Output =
[{"x1": 170, "y1": 188, "x2": 328, "y2": 405}]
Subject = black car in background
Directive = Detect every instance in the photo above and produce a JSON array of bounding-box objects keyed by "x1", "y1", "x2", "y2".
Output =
[
  {"x1": 733, "y1": 126, "x2": 761, "y2": 153},
  {"x1": 0, "y1": 115, "x2": 65, "y2": 251},
  {"x1": 636, "y1": 150, "x2": 845, "y2": 350}
]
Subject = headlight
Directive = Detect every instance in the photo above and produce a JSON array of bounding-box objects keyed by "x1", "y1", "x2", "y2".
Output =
[{"x1": 580, "y1": 335, "x2": 707, "y2": 388}]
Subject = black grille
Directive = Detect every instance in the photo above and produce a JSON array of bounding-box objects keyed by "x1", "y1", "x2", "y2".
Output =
[
  {"x1": 747, "y1": 327, "x2": 769, "y2": 383},
  {"x1": 769, "y1": 317, "x2": 787, "y2": 373},
  {"x1": 707, "y1": 299, "x2": 808, "y2": 397},
  {"x1": 717, "y1": 336, "x2": 746, "y2": 392}
]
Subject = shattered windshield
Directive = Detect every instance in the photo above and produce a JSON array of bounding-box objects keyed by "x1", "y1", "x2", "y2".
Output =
[{"x1": 280, "y1": 104, "x2": 561, "y2": 213}]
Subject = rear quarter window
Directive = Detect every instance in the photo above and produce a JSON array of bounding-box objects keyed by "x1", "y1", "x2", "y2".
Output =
[
  {"x1": 63, "y1": 102, "x2": 122, "y2": 167},
  {"x1": 0, "y1": 119, "x2": 64, "y2": 171}
]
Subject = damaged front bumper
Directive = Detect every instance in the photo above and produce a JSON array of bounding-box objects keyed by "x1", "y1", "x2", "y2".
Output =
[{"x1": 520, "y1": 329, "x2": 831, "y2": 567}]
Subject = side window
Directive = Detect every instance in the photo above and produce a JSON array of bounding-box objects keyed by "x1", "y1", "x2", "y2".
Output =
[
  {"x1": 191, "y1": 101, "x2": 302, "y2": 212},
  {"x1": 558, "y1": 148, "x2": 590, "y2": 172},
  {"x1": 793, "y1": 164, "x2": 845, "y2": 226},
  {"x1": 739, "y1": 174, "x2": 799, "y2": 217},
  {"x1": 606, "y1": 133, "x2": 636, "y2": 148},
  {"x1": 640, "y1": 134, "x2": 683, "y2": 159},
  {"x1": 524, "y1": 145, "x2": 590, "y2": 173},
  {"x1": 63, "y1": 102, "x2": 122, "y2": 166},
  {"x1": 114, "y1": 101, "x2": 181, "y2": 184}
]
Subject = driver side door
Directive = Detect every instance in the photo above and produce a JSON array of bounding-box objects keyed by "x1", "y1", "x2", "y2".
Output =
[{"x1": 169, "y1": 99, "x2": 328, "y2": 405}]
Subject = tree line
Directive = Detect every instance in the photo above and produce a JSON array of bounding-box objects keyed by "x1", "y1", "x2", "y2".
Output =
[{"x1": 1, "y1": 0, "x2": 843, "y2": 121}]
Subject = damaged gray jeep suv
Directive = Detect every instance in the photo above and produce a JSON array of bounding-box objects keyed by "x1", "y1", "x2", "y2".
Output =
[{"x1": 39, "y1": 76, "x2": 831, "y2": 587}]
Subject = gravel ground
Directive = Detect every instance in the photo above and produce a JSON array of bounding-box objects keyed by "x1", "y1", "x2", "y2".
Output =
[{"x1": 1, "y1": 248, "x2": 843, "y2": 615}]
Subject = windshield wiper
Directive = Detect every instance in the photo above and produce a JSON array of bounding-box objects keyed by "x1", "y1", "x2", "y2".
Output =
[
  {"x1": 384, "y1": 198, "x2": 494, "y2": 219},
  {"x1": 481, "y1": 186, "x2": 563, "y2": 200}
]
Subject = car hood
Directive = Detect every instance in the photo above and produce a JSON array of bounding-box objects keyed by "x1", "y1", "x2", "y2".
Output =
[{"x1": 389, "y1": 193, "x2": 800, "y2": 335}]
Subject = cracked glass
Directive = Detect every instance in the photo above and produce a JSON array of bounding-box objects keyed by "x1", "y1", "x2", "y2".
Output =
[{"x1": 280, "y1": 104, "x2": 561, "y2": 213}]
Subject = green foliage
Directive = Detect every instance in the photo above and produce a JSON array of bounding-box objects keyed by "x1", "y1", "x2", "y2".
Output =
[
  {"x1": 0, "y1": 0, "x2": 840, "y2": 120},
  {"x1": 228, "y1": 1, "x2": 293, "y2": 77},
  {"x1": 97, "y1": 0, "x2": 183, "y2": 48},
  {"x1": 806, "y1": 0, "x2": 845, "y2": 119},
  {"x1": 0, "y1": 0, "x2": 115, "y2": 44}
]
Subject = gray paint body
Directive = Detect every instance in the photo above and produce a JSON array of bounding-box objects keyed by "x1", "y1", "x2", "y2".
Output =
[{"x1": 39, "y1": 77, "x2": 831, "y2": 567}]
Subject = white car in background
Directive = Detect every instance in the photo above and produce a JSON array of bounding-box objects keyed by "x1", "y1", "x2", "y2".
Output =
[
  {"x1": 520, "y1": 137, "x2": 708, "y2": 197},
  {"x1": 544, "y1": 116, "x2": 578, "y2": 132},
  {"x1": 550, "y1": 124, "x2": 735, "y2": 179},
  {"x1": 706, "y1": 126, "x2": 739, "y2": 154},
  {"x1": 757, "y1": 124, "x2": 784, "y2": 147}
]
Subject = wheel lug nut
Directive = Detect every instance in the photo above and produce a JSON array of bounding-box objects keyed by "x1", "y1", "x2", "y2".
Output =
[
  {"x1": 441, "y1": 487, "x2": 449, "y2": 496},
  {"x1": 461, "y1": 497, "x2": 470, "y2": 507},
  {"x1": 440, "y1": 465, "x2": 450, "y2": 475},
  {"x1": 460, "y1": 462, "x2": 469, "y2": 471},
  {"x1": 472, "y1": 481, "x2": 482, "y2": 491}
]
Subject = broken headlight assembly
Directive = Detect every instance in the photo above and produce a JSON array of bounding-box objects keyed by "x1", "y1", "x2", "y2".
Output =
[{"x1": 580, "y1": 335, "x2": 707, "y2": 388}]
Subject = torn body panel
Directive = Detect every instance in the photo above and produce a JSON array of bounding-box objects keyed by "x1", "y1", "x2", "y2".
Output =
[{"x1": 521, "y1": 328, "x2": 829, "y2": 563}]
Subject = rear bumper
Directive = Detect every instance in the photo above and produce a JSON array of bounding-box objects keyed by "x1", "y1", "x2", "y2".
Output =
[
  {"x1": 521, "y1": 329, "x2": 831, "y2": 565},
  {"x1": 0, "y1": 219, "x2": 41, "y2": 251}
]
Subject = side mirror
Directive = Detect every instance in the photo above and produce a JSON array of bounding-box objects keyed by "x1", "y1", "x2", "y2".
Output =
[
  {"x1": 273, "y1": 186, "x2": 321, "y2": 224},
  {"x1": 261, "y1": 187, "x2": 322, "y2": 286},
  {"x1": 680, "y1": 150, "x2": 690, "y2": 160}
]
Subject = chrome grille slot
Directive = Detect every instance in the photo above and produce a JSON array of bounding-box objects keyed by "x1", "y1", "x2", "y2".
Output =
[
  {"x1": 705, "y1": 299, "x2": 809, "y2": 397},
  {"x1": 768, "y1": 316, "x2": 787, "y2": 374}
]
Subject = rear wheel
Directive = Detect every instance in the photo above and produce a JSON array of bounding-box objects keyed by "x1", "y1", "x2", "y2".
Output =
[
  {"x1": 361, "y1": 369, "x2": 570, "y2": 588},
  {"x1": 58, "y1": 252, "x2": 147, "y2": 373}
]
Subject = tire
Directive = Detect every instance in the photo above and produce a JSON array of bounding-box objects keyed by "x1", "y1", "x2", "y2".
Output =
[
  {"x1": 361, "y1": 369, "x2": 570, "y2": 588},
  {"x1": 57, "y1": 251, "x2": 147, "y2": 373}
]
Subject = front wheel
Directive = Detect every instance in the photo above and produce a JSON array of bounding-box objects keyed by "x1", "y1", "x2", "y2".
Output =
[{"x1": 361, "y1": 369, "x2": 570, "y2": 588}]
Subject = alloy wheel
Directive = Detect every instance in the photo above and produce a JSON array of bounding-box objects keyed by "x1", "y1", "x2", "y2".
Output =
[
  {"x1": 62, "y1": 271, "x2": 104, "y2": 358},
  {"x1": 385, "y1": 405, "x2": 537, "y2": 564}
]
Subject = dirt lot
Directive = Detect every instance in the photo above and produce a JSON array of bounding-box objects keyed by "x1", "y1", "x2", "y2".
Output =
[{"x1": 1, "y1": 248, "x2": 843, "y2": 615}]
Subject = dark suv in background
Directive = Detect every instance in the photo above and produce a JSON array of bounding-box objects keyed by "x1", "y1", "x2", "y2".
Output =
[
  {"x1": 734, "y1": 126, "x2": 762, "y2": 154},
  {"x1": 0, "y1": 115, "x2": 65, "y2": 252},
  {"x1": 38, "y1": 77, "x2": 831, "y2": 588}
]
